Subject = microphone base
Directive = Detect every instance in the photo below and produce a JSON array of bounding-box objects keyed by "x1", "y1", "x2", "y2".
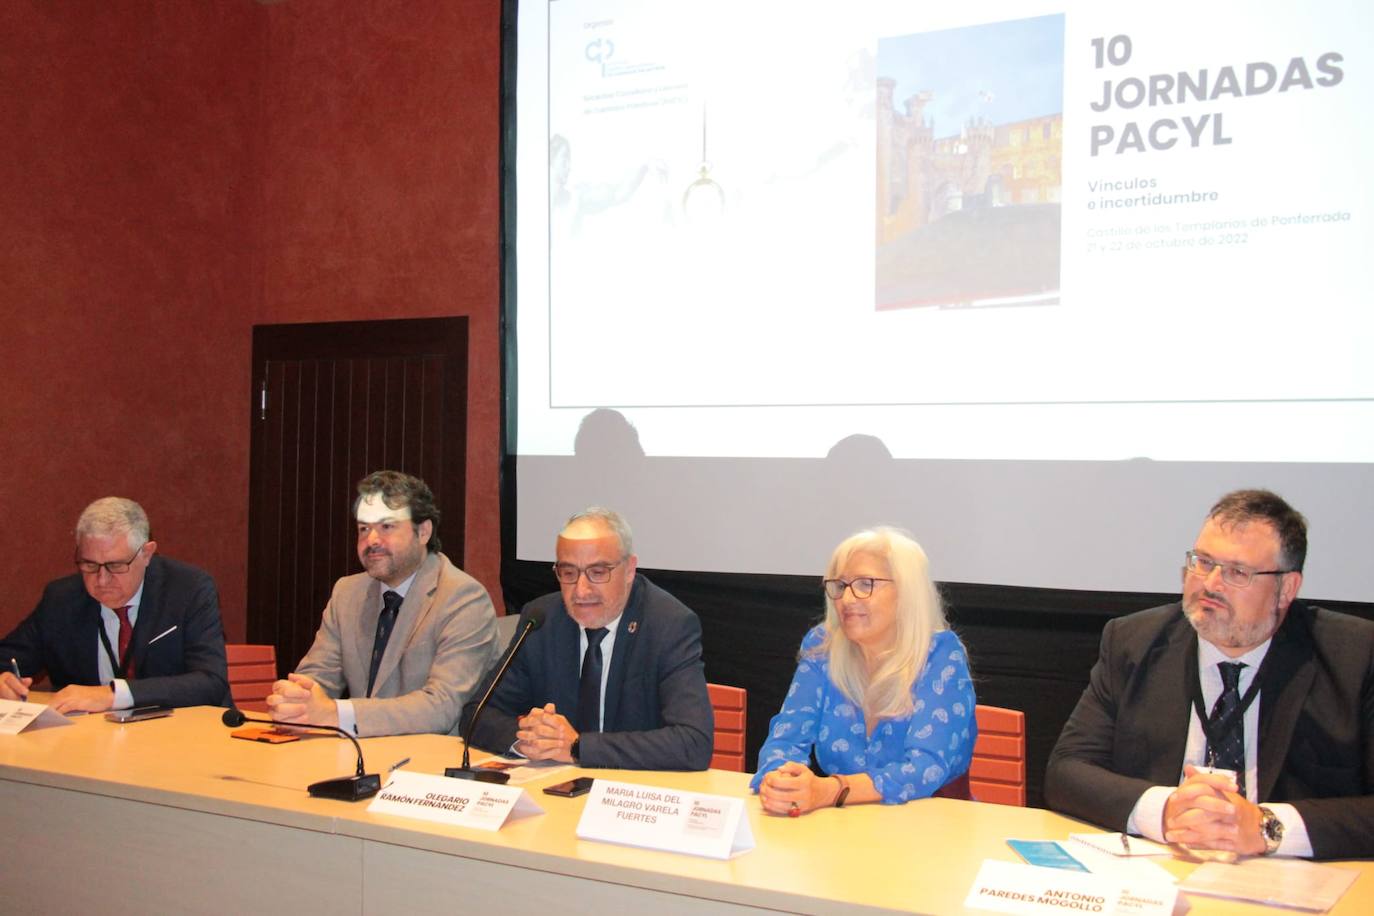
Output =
[
  {"x1": 443, "y1": 766, "x2": 511, "y2": 784},
  {"x1": 308, "y1": 773, "x2": 382, "y2": 801}
]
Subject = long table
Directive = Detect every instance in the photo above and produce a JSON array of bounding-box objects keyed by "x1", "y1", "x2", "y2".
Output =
[{"x1": 1, "y1": 702, "x2": 1368, "y2": 914}]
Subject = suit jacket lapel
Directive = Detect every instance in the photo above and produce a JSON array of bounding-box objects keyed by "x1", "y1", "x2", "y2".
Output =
[
  {"x1": 553, "y1": 609, "x2": 582, "y2": 712},
  {"x1": 1256, "y1": 606, "x2": 1315, "y2": 801},
  {"x1": 78, "y1": 594, "x2": 106, "y2": 685},
  {"x1": 354, "y1": 578, "x2": 383, "y2": 693},
  {"x1": 600, "y1": 578, "x2": 645, "y2": 730},
  {"x1": 1141, "y1": 614, "x2": 1196, "y2": 786},
  {"x1": 123, "y1": 557, "x2": 164, "y2": 676}
]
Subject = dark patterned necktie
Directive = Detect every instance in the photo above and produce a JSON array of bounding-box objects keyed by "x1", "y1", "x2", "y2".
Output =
[
  {"x1": 1206, "y1": 661, "x2": 1247, "y2": 797},
  {"x1": 366, "y1": 590, "x2": 404, "y2": 698},
  {"x1": 576, "y1": 628, "x2": 609, "y2": 733}
]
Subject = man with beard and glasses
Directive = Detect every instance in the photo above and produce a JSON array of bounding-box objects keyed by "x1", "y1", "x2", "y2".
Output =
[
  {"x1": 267, "y1": 471, "x2": 500, "y2": 737},
  {"x1": 1045, "y1": 490, "x2": 1374, "y2": 860}
]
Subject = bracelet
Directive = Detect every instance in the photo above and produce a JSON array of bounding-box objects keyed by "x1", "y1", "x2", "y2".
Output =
[{"x1": 832, "y1": 774, "x2": 851, "y2": 808}]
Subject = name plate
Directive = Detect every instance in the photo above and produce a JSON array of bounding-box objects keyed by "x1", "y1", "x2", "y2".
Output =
[
  {"x1": 368, "y1": 771, "x2": 544, "y2": 831},
  {"x1": 965, "y1": 860, "x2": 1177, "y2": 916},
  {"x1": 0, "y1": 700, "x2": 73, "y2": 735},
  {"x1": 575, "y1": 779, "x2": 755, "y2": 859}
]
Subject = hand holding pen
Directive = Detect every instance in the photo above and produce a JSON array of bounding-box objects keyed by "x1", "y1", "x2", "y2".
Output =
[{"x1": 1, "y1": 657, "x2": 33, "y2": 701}]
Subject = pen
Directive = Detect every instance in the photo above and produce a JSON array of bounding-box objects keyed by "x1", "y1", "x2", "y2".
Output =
[
  {"x1": 147, "y1": 626, "x2": 178, "y2": 645},
  {"x1": 9, "y1": 657, "x2": 19, "y2": 679},
  {"x1": 381, "y1": 757, "x2": 411, "y2": 791},
  {"x1": 1120, "y1": 833, "x2": 1131, "y2": 854}
]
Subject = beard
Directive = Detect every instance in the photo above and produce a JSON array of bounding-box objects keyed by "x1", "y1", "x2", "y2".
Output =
[{"x1": 1182, "y1": 588, "x2": 1282, "y2": 651}]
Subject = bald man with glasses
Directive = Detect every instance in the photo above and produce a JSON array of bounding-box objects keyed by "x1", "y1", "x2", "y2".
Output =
[
  {"x1": 0, "y1": 497, "x2": 229, "y2": 713},
  {"x1": 1045, "y1": 489, "x2": 1374, "y2": 860},
  {"x1": 461, "y1": 507, "x2": 713, "y2": 770}
]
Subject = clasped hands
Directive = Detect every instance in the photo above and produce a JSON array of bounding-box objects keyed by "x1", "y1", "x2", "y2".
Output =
[
  {"x1": 266, "y1": 673, "x2": 339, "y2": 728},
  {"x1": 515, "y1": 702, "x2": 578, "y2": 763},
  {"x1": 758, "y1": 761, "x2": 842, "y2": 817},
  {"x1": 1163, "y1": 764, "x2": 1266, "y2": 855}
]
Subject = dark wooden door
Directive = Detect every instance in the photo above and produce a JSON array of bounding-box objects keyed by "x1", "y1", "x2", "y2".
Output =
[{"x1": 246, "y1": 318, "x2": 469, "y2": 676}]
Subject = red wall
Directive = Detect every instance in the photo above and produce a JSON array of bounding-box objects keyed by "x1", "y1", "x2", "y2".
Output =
[{"x1": 0, "y1": 0, "x2": 504, "y2": 645}]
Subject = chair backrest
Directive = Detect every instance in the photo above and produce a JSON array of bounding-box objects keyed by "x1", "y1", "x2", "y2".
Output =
[
  {"x1": 226, "y1": 643, "x2": 277, "y2": 713},
  {"x1": 707, "y1": 683, "x2": 747, "y2": 772},
  {"x1": 969, "y1": 704, "x2": 1027, "y2": 806},
  {"x1": 496, "y1": 613, "x2": 521, "y2": 649}
]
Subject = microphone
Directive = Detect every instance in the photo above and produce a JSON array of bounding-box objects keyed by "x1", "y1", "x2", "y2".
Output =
[
  {"x1": 446, "y1": 608, "x2": 546, "y2": 783},
  {"x1": 221, "y1": 708, "x2": 381, "y2": 801}
]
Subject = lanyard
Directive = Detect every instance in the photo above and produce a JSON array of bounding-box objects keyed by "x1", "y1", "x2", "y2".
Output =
[
  {"x1": 1187, "y1": 646, "x2": 1267, "y2": 755},
  {"x1": 97, "y1": 617, "x2": 134, "y2": 680}
]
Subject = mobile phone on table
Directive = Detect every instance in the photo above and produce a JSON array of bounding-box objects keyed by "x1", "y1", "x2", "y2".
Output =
[
  {"x1": 543, "y1": 776, "x2": 595, "y2": 797},
  {"x1": 105, "y1": 705, "x2": 173, "y2": 723}
]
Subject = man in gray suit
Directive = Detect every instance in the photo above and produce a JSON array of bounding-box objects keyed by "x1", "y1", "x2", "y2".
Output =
[{"x1": 268, "y1": 471, "x2": 500, "y2": 737}]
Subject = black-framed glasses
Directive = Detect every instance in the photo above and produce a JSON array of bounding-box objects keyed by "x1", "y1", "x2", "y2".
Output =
[
  {"x1": 75, "y1": 548, "x2": 143, "y2": 576},
  {"x1": 1184, "y1": 550, "x2": 1290, "y2": 588},
  {"x1": 823, "y1": 577, "x2": 893, "y2": 600},
  {"x1": 553, "y1": 560, "x2": 623, "y2": 585}
]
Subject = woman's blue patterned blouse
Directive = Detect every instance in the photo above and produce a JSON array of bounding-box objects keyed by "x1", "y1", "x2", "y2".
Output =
[{"x1": 749, "y1": 626, "x2": 977, "y2": 803}]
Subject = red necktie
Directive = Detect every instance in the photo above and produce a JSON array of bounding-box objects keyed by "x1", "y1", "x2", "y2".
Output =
[{"x1": 113, "y1": 605, "x2": 133, "y2": 679}]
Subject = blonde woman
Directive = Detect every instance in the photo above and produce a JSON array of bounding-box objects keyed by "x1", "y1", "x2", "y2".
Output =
[{"x1": 752, "y1": 528, "x2": 976, "y2": 815}]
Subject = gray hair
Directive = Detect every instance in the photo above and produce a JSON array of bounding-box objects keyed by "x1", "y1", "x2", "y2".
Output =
[
  {"x1": 75, "y1": 497, "x2": 151, "y2": 551},
  {"x1": 562, "y1": 506, "x2": 635, "y2": 557}
]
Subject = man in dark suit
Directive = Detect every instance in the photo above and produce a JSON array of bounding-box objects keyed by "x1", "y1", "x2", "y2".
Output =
[
  {"x1": 463, "y1": 508, "x2": 713, "y2": 770},
  {"x1": 0, "y1": 497, "x2": 229, "y2": 712},
  {"x1": 1046, "y1": 490, "x2": 1374, "y2": 860}
]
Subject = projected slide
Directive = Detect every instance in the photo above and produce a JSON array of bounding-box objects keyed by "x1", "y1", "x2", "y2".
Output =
[
  {"x1": 525, "y1": 0, "x2": 1369, "y2": 422},
  {"x1": 513, "y1": 0, "x2": 1373, "y2": 597}
]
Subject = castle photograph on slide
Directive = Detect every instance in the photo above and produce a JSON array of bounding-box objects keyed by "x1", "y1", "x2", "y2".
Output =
[{"x1": 876, "y1": 14, "x2": 1065, "y2": 312}]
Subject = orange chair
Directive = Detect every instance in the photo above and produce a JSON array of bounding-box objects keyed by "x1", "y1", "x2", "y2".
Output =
[
  {"x1": 933, "y1": 704, "x2": 1027, "y2": 805},
  {"x1": 969, "y1": 704, "x2": 1027, "y2": 806},
  {"x1": 707, "y1": 683, "x2": 748, "y2": 772},
  {"x1": 226, "y1": 643, "x2": 277, "y2": 712}
]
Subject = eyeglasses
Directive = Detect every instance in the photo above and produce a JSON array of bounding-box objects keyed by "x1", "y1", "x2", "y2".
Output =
[
  {"x1": 75, "y1": 548, "x2": 143, "y2": 576},
  {"x1": 823, "y1": 577, "x2": 893, "y2": 600},
  {"x1": 1184, "y1": 550, "x2": 1290, "y2": 588},
  {"x1": 552, "y1": 560, "x2": 623, "y2": 585}
]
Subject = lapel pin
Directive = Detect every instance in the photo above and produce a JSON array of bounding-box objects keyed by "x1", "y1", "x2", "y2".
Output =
[{"x1": 627, "y1": 621, "x2": 638, "y2": 634}]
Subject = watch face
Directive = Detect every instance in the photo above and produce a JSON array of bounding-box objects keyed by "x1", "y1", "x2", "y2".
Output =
[{"x1": 1260, "y1": 807, "x2": 1284, "y2": 849}]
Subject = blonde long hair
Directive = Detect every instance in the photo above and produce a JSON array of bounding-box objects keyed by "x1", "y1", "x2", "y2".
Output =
[{"x1": 810, "y1": 527, "x2": 949, "y2": 720}]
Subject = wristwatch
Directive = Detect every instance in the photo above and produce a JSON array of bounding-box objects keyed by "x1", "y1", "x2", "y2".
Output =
[
  {"x1": 570, "y1": 737, "x2": 581, "y2": 763},
  {"x1": 1258, "y1": 806, "x2": 1284, "y2": 855}
]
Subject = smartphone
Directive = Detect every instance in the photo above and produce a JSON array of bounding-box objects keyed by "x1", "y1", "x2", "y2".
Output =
[
  {"x1": 104, "y1": 705, "x2": 174, "y2": 723},
  {"x1": 543, "y1": 776, "x2": 595, "y2": 797}
]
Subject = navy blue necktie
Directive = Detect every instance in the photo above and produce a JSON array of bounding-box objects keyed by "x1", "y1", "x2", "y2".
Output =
[
  {"x1": 1206, "y1": 661, "x2": 1247, "y2": 797},
  {"x1": 576, "y1": 628, "x2": 609, "y2": 733},
  {"x1": 366, "y1": 590, "x2": 404, "y2": 698}
]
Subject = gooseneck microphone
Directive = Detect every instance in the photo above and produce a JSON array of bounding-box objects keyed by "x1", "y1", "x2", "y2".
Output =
[
  {"x1": 221, "y1": 708, "x2": 381, "y2": 801},
  {"x1": 446, "y1": 608, "x2": 547, "y2": 783}
]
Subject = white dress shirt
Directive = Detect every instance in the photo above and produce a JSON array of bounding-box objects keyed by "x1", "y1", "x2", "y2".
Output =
[
  {"x1": 97, "y1": 581, "x2": 146, "y2": 710},
  {"x1": 578, "y1": 613, "x2": 623, "y2": 731}
]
